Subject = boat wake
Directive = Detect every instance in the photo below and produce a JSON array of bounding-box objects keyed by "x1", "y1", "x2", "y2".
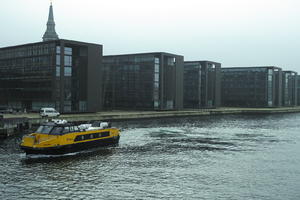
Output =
[{"x1": 20, "y1": 146, "x2": 117, "y2": 163}]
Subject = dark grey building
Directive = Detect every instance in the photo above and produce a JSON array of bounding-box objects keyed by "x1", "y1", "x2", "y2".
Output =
[
  {"x1": 221, "y1": 66, "x2": 282, "y2": 107},
  {"x1": 103, "y1": 52, "x2": 184, "y2": 110},
  {"x1": 0, "y1": 39, "x2": 103, "y2": 113},
  {"x1": 282, "y1": 71, "x2": 298, "y2": 106},
  {"x1": 184, "y1": 61, "x2": 221, "y2": 108}
]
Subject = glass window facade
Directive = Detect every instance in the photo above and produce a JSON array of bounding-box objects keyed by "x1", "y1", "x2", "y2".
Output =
[
  {"x1": 56, "y1": 66, "x2": 60, "y2": 77},
  {"x1": 282, "y1": 71, "x2": 298, "y2": 106},
  {"x1": 103, "y1": 55, "x2": 156, "y2": 110},
  {"x1": 0, "y1": 42, "x2": 55, "y2": 111},
  {"x1": 153, "y1": 58, "x2": 160, "y2": 109},
  {"x1": 267, "y1": 69, "x2": 273, "y2": 106},
  {"x1": 0, "y1": 40, "x2": 103, "y2": 113},
  {"x1": 221, "y1": 67, "x2": 283, "y2": 107},
  {"x1": 55, "y1": 45, "x2": 61, "y2": 110},
  {"x1": 103, "y1": 53, "x2": 183, "y2": 110},
  {"x1": 64, "y1": 47, "x2": 72, "y2": 55},
  {"x1": 64, "y1": 67, "x2": 72, "y2": 76},
  {"x1": 184, "y1": 61, "x2": 221, "y2": 108}
]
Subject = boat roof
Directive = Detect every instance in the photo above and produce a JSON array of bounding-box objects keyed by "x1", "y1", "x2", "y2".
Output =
[{"x1": 41, "y1": 122, "x2": 75, "y2": 127}]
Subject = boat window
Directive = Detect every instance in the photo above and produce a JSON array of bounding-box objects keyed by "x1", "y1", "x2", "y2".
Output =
[
  {"x1": 73, "y1": 131, "x2": 111, "y2": 142},
  {"x1": 50, "y1": 127, "x2": 63, "y2": 135},
  {"x1": 36, "y1": 125, "x2": 53, "y2": 134},
  {"x1": 84, "y1": 134, "x2": 90, "y2": 140},
  {"x1": 93, "y1": 133, "x2": 100, "y2": 138},
  {"x1": 101, "y1": 131, "x2": 110, "y2": 137},
  {"x1": 63, "y1": 127, "x2": 70, "y2": 133}
]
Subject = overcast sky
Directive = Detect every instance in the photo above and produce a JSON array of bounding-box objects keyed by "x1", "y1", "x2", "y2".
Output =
[{"x1": 1, "y1": 0, "x2": 299, "y2": 72}]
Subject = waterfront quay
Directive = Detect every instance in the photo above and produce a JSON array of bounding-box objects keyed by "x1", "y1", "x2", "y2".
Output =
[{"x1": 1, "y1": 106, "x2": 300, "y2": 138}]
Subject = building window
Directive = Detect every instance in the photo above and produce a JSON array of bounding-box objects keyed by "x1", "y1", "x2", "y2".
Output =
[
  {"x1": 64, "y1": 47, "x2": 72, "y2": 55},
  {"x1": 167, "y1": 57, "x2": 175, "y2": 66},
  {"x1": 79, "y1": 101, "x2": 87, "y2": 112},
  {"x1": 64, "y1": 55, "x2": 72, "y2": 66},
  {"x1": 56, "y1": 46, "x2": 61, "y2": 54},
  {"x1": 64, "y1": 67, "x2": 72, "y2": 76},
  {"x1": 166, "y1": 100, "x2": 174, "y2": 109},
  {"x1": 155, "y1": 63, "x2": 159, "y2": 73},
  {"x1": 153, "y1": 61, "x2": 160, "y2": 109},
  {"x1": 64, "y1": 90, "x2": 71, "y2": 101},
  {"x1": 56, "y1": 55, "x2": 60, "y2": 65},
  {"x1": 56, "y1": 66, "x2": 60, "y2": 77},
  {"x1": 64, "y1": 101, "x2": 71, "y2": 112},
  {"x1": 55, "y1": 101, "x2": 60, "y2": 111},
  {"x1": 267, "y1": 69, "x2": 273, "y2": 106},
  {"x1": 154, "y1": 101, "x2": 159, "y2": 108},
  {"x1": 155, "y1": 57, "x2": 160, "y2": 64},
  {"x1": 154, "y1": 73, "x2": 159, "y2": 82}
]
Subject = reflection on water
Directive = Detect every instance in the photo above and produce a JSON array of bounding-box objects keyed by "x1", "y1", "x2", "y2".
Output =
[{"x1": 1, "y1": 114, "x2": 300, "y2": 200}]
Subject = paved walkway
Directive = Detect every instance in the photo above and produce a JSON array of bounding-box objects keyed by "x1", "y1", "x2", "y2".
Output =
[{"x1": 2, "y1": 107, "x2": 300, "y2": 122}]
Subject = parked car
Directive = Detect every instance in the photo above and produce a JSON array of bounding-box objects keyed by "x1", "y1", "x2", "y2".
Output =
[{"x1": 39, "y1": 108, "x2": 60, "y2": 117}]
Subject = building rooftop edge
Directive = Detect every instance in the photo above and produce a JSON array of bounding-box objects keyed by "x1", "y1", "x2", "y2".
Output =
[
  {"x1": 222, "y1": 66, "x2": 282, "y2": 69},
  {"x1": 104, "y1": 52, "x2": 184, "y2": 57},
  {"x1": 283, "y1": 70, "x2": 298, "y2": 74},
  {"x1": 0, "y1": 39, "x2": 103, "y2": 50},
  {"x1": 184, "y1": 60, "x2": 221, "y2": 64}
]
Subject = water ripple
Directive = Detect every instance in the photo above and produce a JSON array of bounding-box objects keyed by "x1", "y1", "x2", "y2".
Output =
[{"x1": 1, "y1": 114, "x2": 300, "y2": 200}]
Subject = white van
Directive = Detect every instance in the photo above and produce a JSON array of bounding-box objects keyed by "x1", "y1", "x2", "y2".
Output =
[{"x1": 39, "y1": 108, "x2": 60, "y2": 117}]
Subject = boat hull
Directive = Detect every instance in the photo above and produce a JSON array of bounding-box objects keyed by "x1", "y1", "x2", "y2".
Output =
[{"x1": 20, "y1": 136, "x2": 120, "y2": 155}]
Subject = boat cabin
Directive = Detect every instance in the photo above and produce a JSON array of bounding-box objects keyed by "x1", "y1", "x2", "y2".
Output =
[{"x1": 35, "y1": 122, "x2": 81, "y2": 135}]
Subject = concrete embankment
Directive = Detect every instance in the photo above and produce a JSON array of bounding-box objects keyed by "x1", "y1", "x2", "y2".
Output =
[
  {"x1": 1, "y1": 107, "x2": 300, "y2": 138},
  {"x1": 0, "y1": 116, "x2": 29, "y2": 139}
]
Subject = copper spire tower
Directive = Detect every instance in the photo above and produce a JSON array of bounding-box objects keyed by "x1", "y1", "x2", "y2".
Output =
[{"x1": 43, "y1": 2, "x2": 59, "y2": 41}]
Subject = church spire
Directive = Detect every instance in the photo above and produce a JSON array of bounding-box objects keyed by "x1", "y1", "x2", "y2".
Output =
[{"x1": 43, "y1": 2, "x2": 59, "y2": 41}]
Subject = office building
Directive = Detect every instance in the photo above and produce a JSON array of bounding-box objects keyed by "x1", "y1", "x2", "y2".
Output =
[
  {"x1": 221, "y1": 66, "x2": 282, "y2": 107},
  {"x1": 184, "y1": 61, "x2": 221, "y2": 108},
  {"x1": 282, "y1": 71, "x2": 298, "y2": 106},
  {"x1": 297, "y1": 75, "x2": 300, "y2": 106},
  {"x1": 103, "y1": 52, "x2": 184, "y2": 110},
  {"x1": 0, "y1": 40, "x2": 103, "y2": 113}
]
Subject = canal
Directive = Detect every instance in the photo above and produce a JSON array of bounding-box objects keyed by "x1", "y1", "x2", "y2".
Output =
[{"x1": 0, "y1": 114, "x2": 300, "y2": 200}]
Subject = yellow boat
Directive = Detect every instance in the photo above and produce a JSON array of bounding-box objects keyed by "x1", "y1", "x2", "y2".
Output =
[{"x1": 20, "y1": 120, "x2": 120, "y2": 155}]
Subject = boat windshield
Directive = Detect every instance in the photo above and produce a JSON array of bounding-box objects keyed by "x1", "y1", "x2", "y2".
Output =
[
  {"x1": 36, "y1": 125, "x2": 54, "y2": 134},
  {"x1": 35, "y1": 125, "x2": 78, "y2": 135},
  {"x1": 50, "y1": 127, "x2": 64, "y2": 135},
  {"x1": 35, "y1": 125, "x2": 64, "y2": 135}
]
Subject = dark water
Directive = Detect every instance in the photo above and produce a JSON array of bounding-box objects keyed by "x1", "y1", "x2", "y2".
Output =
[{"x1": 1, "y1": 114, "x2": 300, "y2": 200}]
